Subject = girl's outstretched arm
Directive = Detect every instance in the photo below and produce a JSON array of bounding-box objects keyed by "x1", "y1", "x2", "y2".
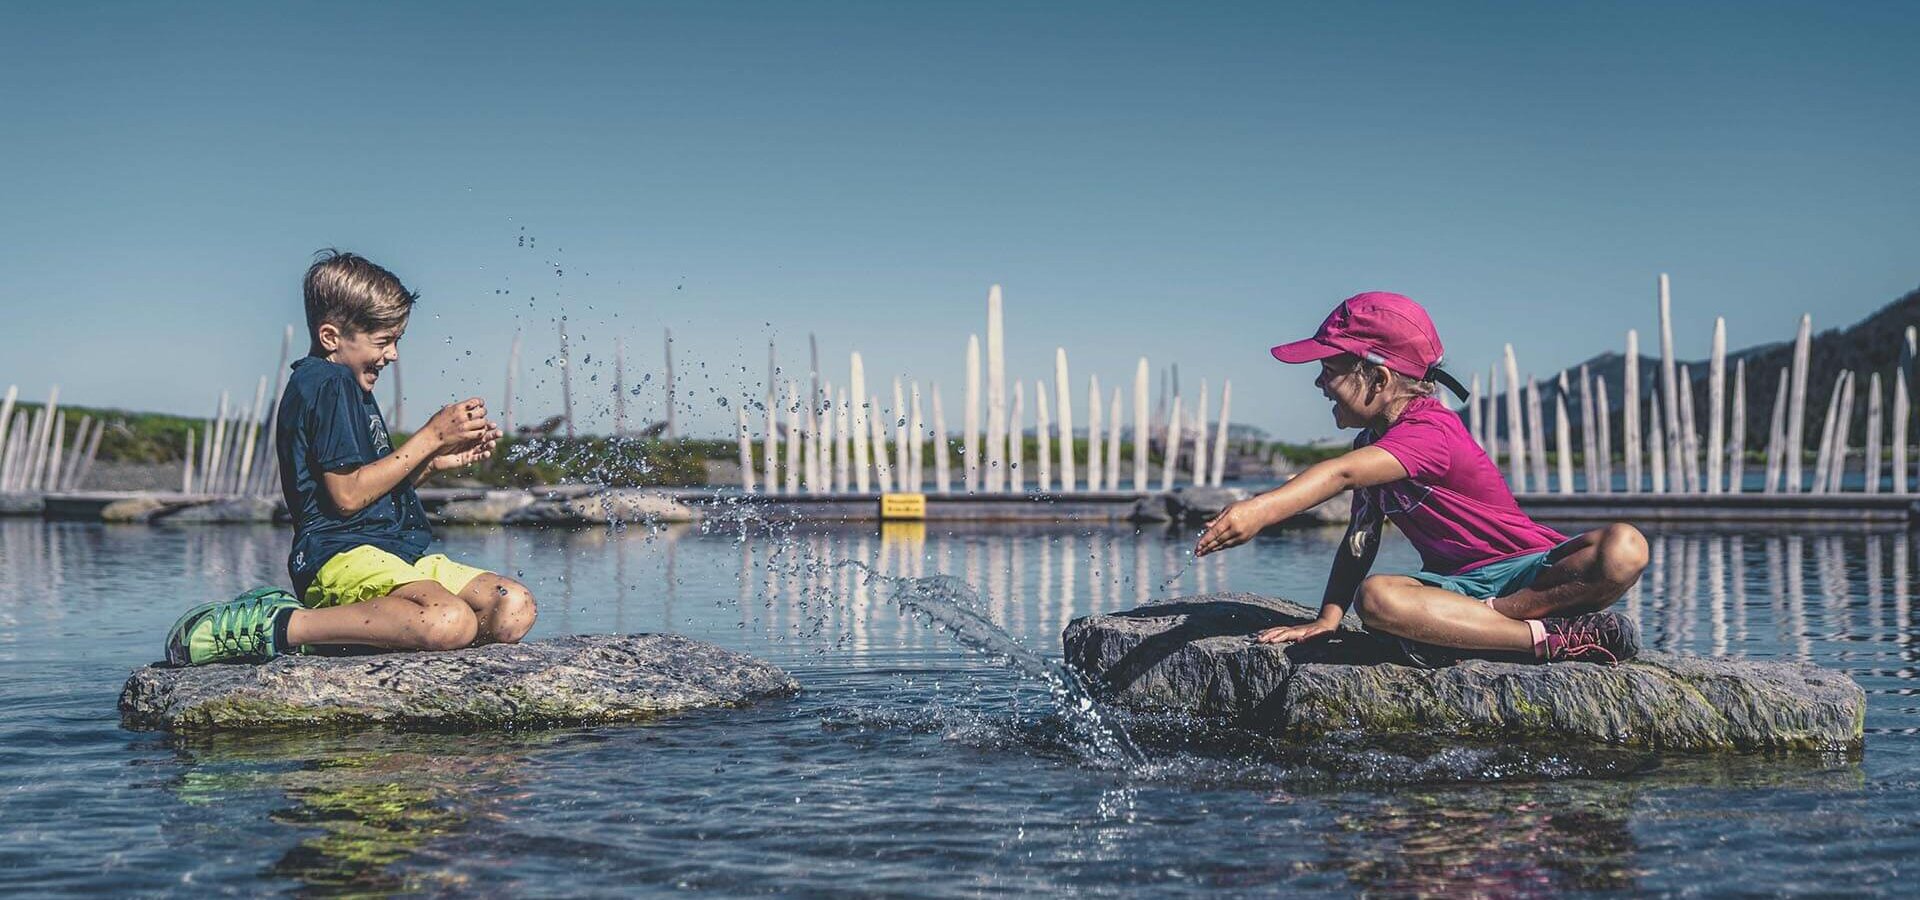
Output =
[
  {"x1": 1255, "y1": 514, "x2": 1381, "y2": 644},
  {"x1": 1193, "y1": 446, "x2": 1406, "y2": 557}
]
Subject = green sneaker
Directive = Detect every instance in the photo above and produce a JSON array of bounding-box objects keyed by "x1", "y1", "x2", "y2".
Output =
[{"x1": 165, "y1": 587, "x2": 302, "y2": 666}]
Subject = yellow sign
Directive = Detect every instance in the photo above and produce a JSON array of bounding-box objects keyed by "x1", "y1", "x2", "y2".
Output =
[
  {"x1": 881, "y1": 520, "x2": 927, "y2": 546},
  {"x1": 879, "y1": 492, "x2": 927, "y2": 520}
]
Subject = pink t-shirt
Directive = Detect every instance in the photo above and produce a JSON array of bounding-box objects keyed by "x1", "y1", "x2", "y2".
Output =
[{"x1": 1351, "y1": 396, "x2": 1565, "y2": 575}]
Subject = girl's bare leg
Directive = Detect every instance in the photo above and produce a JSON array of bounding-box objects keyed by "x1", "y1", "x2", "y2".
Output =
[
  {"x1": 1353, "y1": 576, "x2": 1536, "y2": 651},
  {"x1": 1491, "y1": 523, "x2": 1649, "y2": 620},
  {"x1": 1354, "y1": 523, "x2": 1650, "y2": 652},
  {"x1": 457, "y1": 573, "x2": 538, "y2": 645},
  {"x1": 284, "y1": 580, "x2": 480, "y2": 651}
]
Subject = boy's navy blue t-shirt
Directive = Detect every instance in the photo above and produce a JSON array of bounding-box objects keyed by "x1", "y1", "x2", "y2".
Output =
[{"x1": 275, "y1": 356, "x2": 433, "y2": 596}]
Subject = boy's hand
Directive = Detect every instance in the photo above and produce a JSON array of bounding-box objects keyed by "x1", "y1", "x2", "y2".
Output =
[
  {"x1": 1194, "y1": 499, "x2": 1269, "y2": 557},
  {"x1": 430, "y1": 425, "x2": 501, "y2": 471},
  {"x1": 425, "y1": 398, "x2": 494, "y2": 451},
  {"x1": 1254, "y1": 617, "x2": 1339, "y2": 645}
]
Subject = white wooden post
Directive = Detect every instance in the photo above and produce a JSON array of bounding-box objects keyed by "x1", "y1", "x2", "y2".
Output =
[
  {"x1": 1555, "y1": 390, "x2": 1575, "y2": 494},
  {"x1": 1009, "y1": 381, "x2": 1025, "y2": 493},
  {"x1": 1707, "y1": 318, "x2": 1726, "y2": 493},
  {"x1": 1134, "y1": 358, "x2": 1150, "y2": 492},
  {"x1": 1578, "y1": 365, "x2": 1596, "y2": 492},
  {"x1": 1677, "y1": 364, "x2": 1702, "y2": 494},
  {"x1": 834, "y1": 388, "x2": 852, "y2": 492},
  {"x1": 1054, "y1": 349, "x2": 1075, "y2": 492},
  {"x1": 504, "y1": 329, "x2": 521, "y2": 438},
  {"x1": 1487, "y1": 364, "x2": 1501, "y2": 474},
  {"x1": 1787, "y1": 314, "x2": 1812, "y2": 492},
  {"x1": 1897, "y1": 367, "x2": 1912, "y2": 495},
  {"x1": 1658, "y1": 274, "x2": 1683, "y2": 492},
  {"x1": 932, "y1": 386, "x2": 951, "y2": 493},
  {"x1": 892, "y1": 378, "x2": 909, "y2": 492},
  {"x1": 1162, "y1": 396, "x2": 1182, "y2": 491},
  {"x1": 1191, "y1": 379, "x2": 1209, "y2": 487},
  {"x1": 869, "y1": 393, "x2": 892, "y2": 492},
  {"x1": 1867, "y1": 371, "x2": 1884, "y2": 495},
  {"x1": 737, "y1": 407, "x2": 755, "y2": 492},
  {"x1": 909, "y1": 381, "x2": 924, "y2": 491},
  {"x1": 851, "y1": 352, "x2": 870, "y2": 493},
  {"x1": 1624, "y1": 330, "x2": 1641, "y2": 493},
  {"x1": 1526, "y1": 377, "x2": 1549, "y2": 492},
  {"x1": 1036, "y1": 385, "x2": 1053, "y2": 492},
  {"x1": 1811, "y1": 374, "x2": 1844, "y2": 495},
  {"x1": 1086, "y1": 376, "x2": 1104, "y2": 492},
  {"x1": 1595, "y1": 378, "x2": 1613, "y2": 493},
  {"x1": 1211, "y1": 381, "x2": 1232, "y2": 488},
  {"x1": 1504, "y1": 345, "x2": 1527, "y2": 491},
  {"x1": 985, "y1": 286, "x2": 1006, "y2": 493},
  {"x1": 963, "y1": 336, "x2": 980, "y2": 492},
  {"x1": 785, "y1": 382, "x2": 802, "y2": 495},
  {"x1": 1831, "y1": 372, "x2": 1857, "y2": 493},
  {"x1": 763, "y1": 388, "x2": 779, "y2": 496},
  {"x1": 1107, "y1": 385, "x2": 1123, "y2": 491},
  {"x1": 1727, "y1": 359, "x2": 1746, "y2": 493},
  {"x1": 182, "y1": 428, "x2": 196, "y2": 494},
  {"x1": 1648, "y1": 390, "x2": 1667, "y2": 494},
  {"x1": 1764, "y1": 371, "x2": 1789, "y2": 493}
]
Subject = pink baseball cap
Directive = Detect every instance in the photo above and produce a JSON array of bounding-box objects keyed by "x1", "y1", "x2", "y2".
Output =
[{"x1": 1270, "y1": 291, "x2": 1470, "y2": 400}]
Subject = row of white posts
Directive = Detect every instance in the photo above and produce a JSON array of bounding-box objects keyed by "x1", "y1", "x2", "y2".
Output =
[
  {"x1": 734, "y1": 286, "x2": 1236, "y2": 495},
  {"x1": 1463, "y1": 274, "x2": 1918, "y2": 495},
  {"x1": 181, "y1": 326, "x2": 293, "y2": 496},
  {"x1": 0, "y1": 385, "x2": 103, "y2": 493}
]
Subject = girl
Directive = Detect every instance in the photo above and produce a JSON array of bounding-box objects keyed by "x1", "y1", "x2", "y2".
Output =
[{"x1": 1194, "y1": 291, "x2": 1647, "y2": 664}]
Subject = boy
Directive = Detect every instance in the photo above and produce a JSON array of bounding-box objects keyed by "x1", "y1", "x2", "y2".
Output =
[{"x1": 166, "y1": 250, "x2": 537, "y2": 665}]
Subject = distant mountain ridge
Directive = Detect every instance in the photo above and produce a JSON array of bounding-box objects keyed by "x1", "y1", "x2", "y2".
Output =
[{"x1": 1484, "y1": 284, "x2": 1920, "y2": 454}]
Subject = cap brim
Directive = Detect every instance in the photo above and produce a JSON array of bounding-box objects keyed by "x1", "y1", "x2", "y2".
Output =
[{"x1": 1270, "y1": 338, "x2": 1343, "y2": 364}]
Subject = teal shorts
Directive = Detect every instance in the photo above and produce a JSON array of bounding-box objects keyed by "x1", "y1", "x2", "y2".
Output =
[{"x1": 1410, "y1": 541, "x2": 1572, "y2": 602}]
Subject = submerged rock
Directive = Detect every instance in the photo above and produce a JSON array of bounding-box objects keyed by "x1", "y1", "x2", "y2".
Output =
[
  {"x1": 504, "y1": 489, "x2": 696, "y2": 526},
  {"x1": 432, "y1": 490, "x2": 535, "y2": 525},
  {"x1": 0, "y1": 493, "x2": 45, "y2": 516},
  {"x1": 120, "y1": 634, "x2": 798, "y2": 732},
  {"x1": 159, "y1": 497, "x2": 279, "y2": 523},
  {"x1": 1062, "y1": 593, "x2": 1865, "y2": 752}
]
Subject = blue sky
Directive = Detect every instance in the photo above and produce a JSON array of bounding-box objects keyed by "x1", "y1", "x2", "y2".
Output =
[{"x1": 2, "y1": 1, "x2": 1915, "y2": 440}]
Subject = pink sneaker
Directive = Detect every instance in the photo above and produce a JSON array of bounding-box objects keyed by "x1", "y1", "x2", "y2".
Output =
[{"x1": 1538, "y1": 612, "x2": 1640, "y2": 664}]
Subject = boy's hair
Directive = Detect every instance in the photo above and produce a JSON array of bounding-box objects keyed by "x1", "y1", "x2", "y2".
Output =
[{"x1": 304, "y1": 249, "x2": 418, "y2": 344}]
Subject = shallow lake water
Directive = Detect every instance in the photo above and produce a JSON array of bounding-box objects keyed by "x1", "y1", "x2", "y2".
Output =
[{"x1": 1, "y1": 514, "x2": 1915, "y2": 896}]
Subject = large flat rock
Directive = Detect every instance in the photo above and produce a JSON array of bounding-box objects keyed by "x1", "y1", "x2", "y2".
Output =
[
  {"x1": 1062, "y1": 593, "x2": 1864, "y2": 752},
  {"x1": 121, "y1": 634, "x2": 798, "y2": 732}
]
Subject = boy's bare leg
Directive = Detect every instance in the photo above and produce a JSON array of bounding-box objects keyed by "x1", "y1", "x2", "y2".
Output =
[
  {"x1": 457, "y1": 573, "x2": 538, "y2": 645},
  {"x1": 1489, "y1": 523, "x2": 1649, "y2": 620},
  {"x1": 284, "y1": 580, "x2": 480, "y2": 651},
  {"x1": 1353, "y1": 577, "x2": 1536, "y2": 651}
]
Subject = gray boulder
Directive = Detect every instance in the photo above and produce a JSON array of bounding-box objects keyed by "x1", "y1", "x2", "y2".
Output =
[
  {"x1": 1127, "y1": 493, "x2": 1174, "y2": 523},
  {"x1": 505, "y1": 488, "x2": 696, "y2": 526},
  {"x1": 1166, "y1": 486, "x2": 1249, "y2": 523},
  {"x1": 1062, "y1": 593, "x2": 1864, "y2": 752},
  {"x1": 120, "y1": 634, "x2": 798, "y2": 732},
  {"x1": 432, "y1": 490, "x2": 535, "y2": 525},
  {"x1": 159, "y1": 497, "x2": 279, "y2": 523}
]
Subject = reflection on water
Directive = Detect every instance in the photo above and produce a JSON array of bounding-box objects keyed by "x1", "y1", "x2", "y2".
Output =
[{"x1": 2, "y1": 519, "x2": 1918, "y2": 895}]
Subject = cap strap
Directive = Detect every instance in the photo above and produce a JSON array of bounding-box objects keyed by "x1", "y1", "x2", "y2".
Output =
[{"x1": 1424, "y1": 362, "x2": 1471, "y2": 403}]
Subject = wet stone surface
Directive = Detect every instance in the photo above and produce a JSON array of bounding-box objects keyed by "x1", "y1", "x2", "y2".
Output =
[
  {"x1": 121, "y1": 634, "x2": 800, "y2": 732},
  {"x1": 1063, "y1": 592, "x2": 1866, "y2": 752}
]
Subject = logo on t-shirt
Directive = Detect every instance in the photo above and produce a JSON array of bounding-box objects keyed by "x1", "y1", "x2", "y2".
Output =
[
  {"x1": 369, "y1": 414, "x2": 391, "y2": 455},
  {"x1": 1357, "y1": 481, "x2": 1433, "y2": 518}
]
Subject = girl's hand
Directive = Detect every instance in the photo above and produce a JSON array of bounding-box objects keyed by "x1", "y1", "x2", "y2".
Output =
[
  {"x1": 1254, "y1": 618, "x2": 1339, "y2": 645},
  {"x1": 1194, "y1": 499, "x2": 1268, "y2": 557}
]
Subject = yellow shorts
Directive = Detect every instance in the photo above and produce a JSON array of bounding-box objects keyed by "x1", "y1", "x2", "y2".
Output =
[{"x1": 303, "y1": 545, "x2": 489, "y2": 608}]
